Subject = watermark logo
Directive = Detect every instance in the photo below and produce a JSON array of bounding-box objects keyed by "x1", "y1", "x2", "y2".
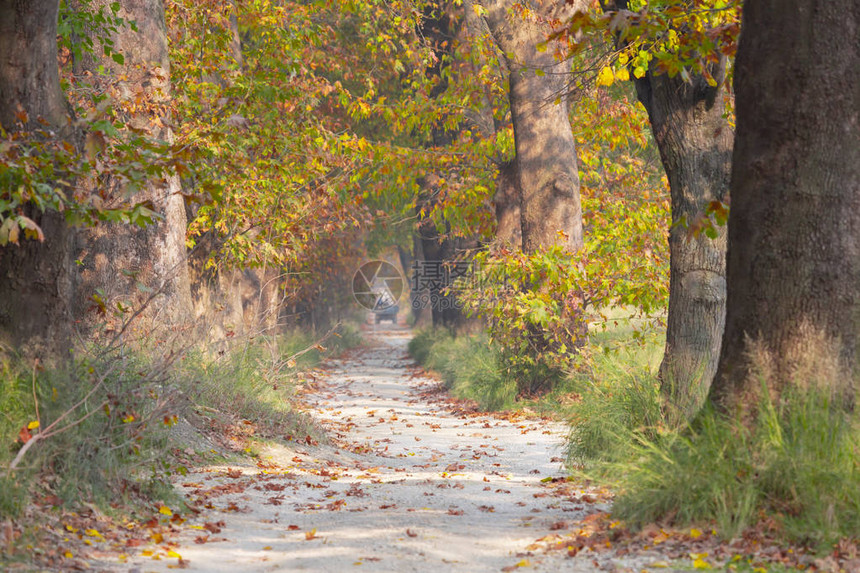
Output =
[{"x1": 352, "y1": 260, "x2": 404, "y2": 311}]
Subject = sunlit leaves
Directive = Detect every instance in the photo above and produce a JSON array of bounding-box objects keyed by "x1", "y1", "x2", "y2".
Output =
[{"x1": 557, "y1": 0, "x2": 740, "y2": 94}]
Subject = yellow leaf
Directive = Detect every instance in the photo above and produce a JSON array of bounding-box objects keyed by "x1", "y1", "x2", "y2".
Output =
[
  {"x1": 63, "y1": 551, "x2": 73, "y2": 558},
  {"x1": 633, "y1": 66, "x2": 647, "y2": 79},
  {"x1": 597, "y1": 67, "x2": 615, "y2": 87},
  {"x1": 159, "y1": 505, "x2": 173, "y2": 516},
  {"x1": 141, "y1": 550, "x2": 154, "y2": 557},
  {"x1": 615, "y1": 67, "x2": 630, "y2": 82},
  {"x1": 65, "y1": 525, "x2": 78, "y2": 533},
  {"x1": 690, "y1": 527, "x2": 703, "y2": 538},
  {"x1": 515, "y1": 559, "x2": 531, "y2": 567},
  {"x1": 691, "y1": 554, "x2": 712, "y2": 569},
  {"x1": 167, "y1": 550, "x2": 182, "y2": 559},
  {"x1": 27, "y1": 420, "x2": 40, "y2": 430},
  {"x1": 85, "y1": 528, "x2": 103, "y2": 538},
  {"x1": 262, "y1": 546, "x2": 272, "y2": 550}
]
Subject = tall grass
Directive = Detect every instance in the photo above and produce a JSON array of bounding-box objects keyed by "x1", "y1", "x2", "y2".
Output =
[
  {"x1": 408, "y1": 328, "x2": 518, "y2": 411},
  {"x1": 604, "y1": 386, "x2": 860, "y2": 545},
  {"x1": 176, "y1": 325, "x2": 361, "y2": 440},
  {"x1": 0, "y1": 348, "x2": 179, "y2": 518},
  {"x1": 569, "y1": 344, "x2": 860, "y2": 545},
  {"x1": 0, "y1": 323, "x2": 362, "y2": 520}
]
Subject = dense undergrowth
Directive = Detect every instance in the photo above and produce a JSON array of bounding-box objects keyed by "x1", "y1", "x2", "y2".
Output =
[
  {"x1": 409, "y1": 323, "x2": 860, "y2": 549},
  {"x1": 0, "y1": 324, "x2": 361, "y2": 524}
]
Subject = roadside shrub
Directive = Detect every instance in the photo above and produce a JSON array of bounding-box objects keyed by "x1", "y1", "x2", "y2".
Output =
[
  {"x1": 408, "y1": 328, "x2": 518, "y2": 411},
  {"x1": 457, "y1": 247, "x2": 584, "y2": 394},
  {"x1": 595, "y1": 384, "x2": 860, "y2": 545},
  {"x1": 0, "y1": 348, "x2": 180, "y2": 518},
  {"x1": 0, "y1": 322, "x2": 362, "y2": 519},
  {"x1": 407, "y1": 328, "x2": 439, "y2": 366}
]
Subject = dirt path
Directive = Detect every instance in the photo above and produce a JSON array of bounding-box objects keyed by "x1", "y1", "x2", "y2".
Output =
[{"x1": 114, "y1": 329, "x2": 619, "y2": 573}]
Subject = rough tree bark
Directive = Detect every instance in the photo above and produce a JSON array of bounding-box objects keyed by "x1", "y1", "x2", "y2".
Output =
[
  {"x1": 72, "y1": 0, "x2": 192, "y2": 332},
  {"x1": 479, "y1": 0, "x2": 585, "y2": 253},
  {"x1": 710, "y1": 0, "x2": 860, "y2": 412},
  {"x1": 493, "y1": 160, "x2": 522, "y2": 248},
  {"x1": 416, "y1": 189, "x2": 476, "y2": 329},
  {"x1": 0, "y1": 0, "x2": 75, "y2": 356},
  {"x1": 631, "y1": 64, "x2": 733, "y2": 418}
]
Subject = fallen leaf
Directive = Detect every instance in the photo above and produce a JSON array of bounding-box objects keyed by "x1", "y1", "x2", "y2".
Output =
[{"x1": 203, "y1": 521, "x2": 225, "y2": 534}]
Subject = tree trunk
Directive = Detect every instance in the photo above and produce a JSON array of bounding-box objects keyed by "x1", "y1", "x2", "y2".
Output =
[
  {"x1": 414, "y1": 4, "x2": 479, "y2": 331},
  {"x1": 480, "y1": 0, "x2": 585, "y2": 253},
  {"x1": 493, "y1": 159, "x2": 522, "y2": 248},
  {"x1": 0, "y1": 0, "x2": 75, "y2": 357},
  {"x1": 416, "y1": 197, "x2": 471, "y2": 330},
  {"x1": 408, "y1": 233, "x2": 433, "y2": 327},
  {"x1": 710, "y1": 0, "x2": 860, "y2": 412},
  {"x1": 632, "y1": 67, "x2": 732, "y2": 419},
  {"x1": 72, "y1": 0, "x2": 192, "y2": 333},
  {"x1": 0, "y1": 1, "x2": 67, "y2": 131}
]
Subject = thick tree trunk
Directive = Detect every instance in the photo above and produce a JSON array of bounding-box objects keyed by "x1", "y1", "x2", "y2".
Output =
[
  {"x1": 710, "y1": 0, "x2": 860, "y2": 412},
  {"x1": 417, "y1": 203, "x2": 471, "y2": 329},
  {"x1": 632, "y1": 68, "x2": 732, "y2": 419},
  {"x1": 493, "y1": 159, "x2": 522, "y2": 248},
  {"x1": 73, "y1": 0, "x2": 192, "y2": 333},
  {"x1": 0, "y1": 0, "x2": 75, "y2": 356},
  {"x1": 409, "y1": 233, "x2": 433, "y2": 327},
  {"x1": 414, "y1": 5, "x2": 480, "y2": 331},
  {"x1": 480, "y1": 0, "x2": 584, "y2": 253},
  {"x1": 0, "y1": 1, "x2": 67, "y2": 131}
]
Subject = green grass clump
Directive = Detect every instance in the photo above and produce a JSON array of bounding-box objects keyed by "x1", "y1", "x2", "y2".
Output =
[
  {"x1": 566, "y1": 322, "x2": 860, "y2": 546},
  {"x1": 592, "y1": 385, "x2": 860, "y2": 545},
  {"x1": 0, "y1": 323, "x2": 362, "y2": 520},
  {"x1": 561, "y1": 323, "x2": 665, "y2": 464},
  {"x1": 565, "y1": 362, "x2": 664, "y2": 466},
  {"x1": 0, "y1": 350, "x2": 179, "y2": 518},
  {"x1": 175, "y1": 326, "x2": 361, "y2": 440},
  {"x1": 409, "y1": 328, "x2": 518, "y2": 411},
  {"x1": 406, "y1": 328, "x2": 438, "y2": 366}
]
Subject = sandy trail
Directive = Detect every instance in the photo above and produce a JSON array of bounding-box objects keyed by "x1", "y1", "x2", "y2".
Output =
[{"x1": 117, "y1": 328, "x2": 609, "y2": 572}]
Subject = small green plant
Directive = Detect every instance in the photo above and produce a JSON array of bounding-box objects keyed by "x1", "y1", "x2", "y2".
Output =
[{"x1": 457, "y1": 244, "x2": 667, "y2": 396}]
